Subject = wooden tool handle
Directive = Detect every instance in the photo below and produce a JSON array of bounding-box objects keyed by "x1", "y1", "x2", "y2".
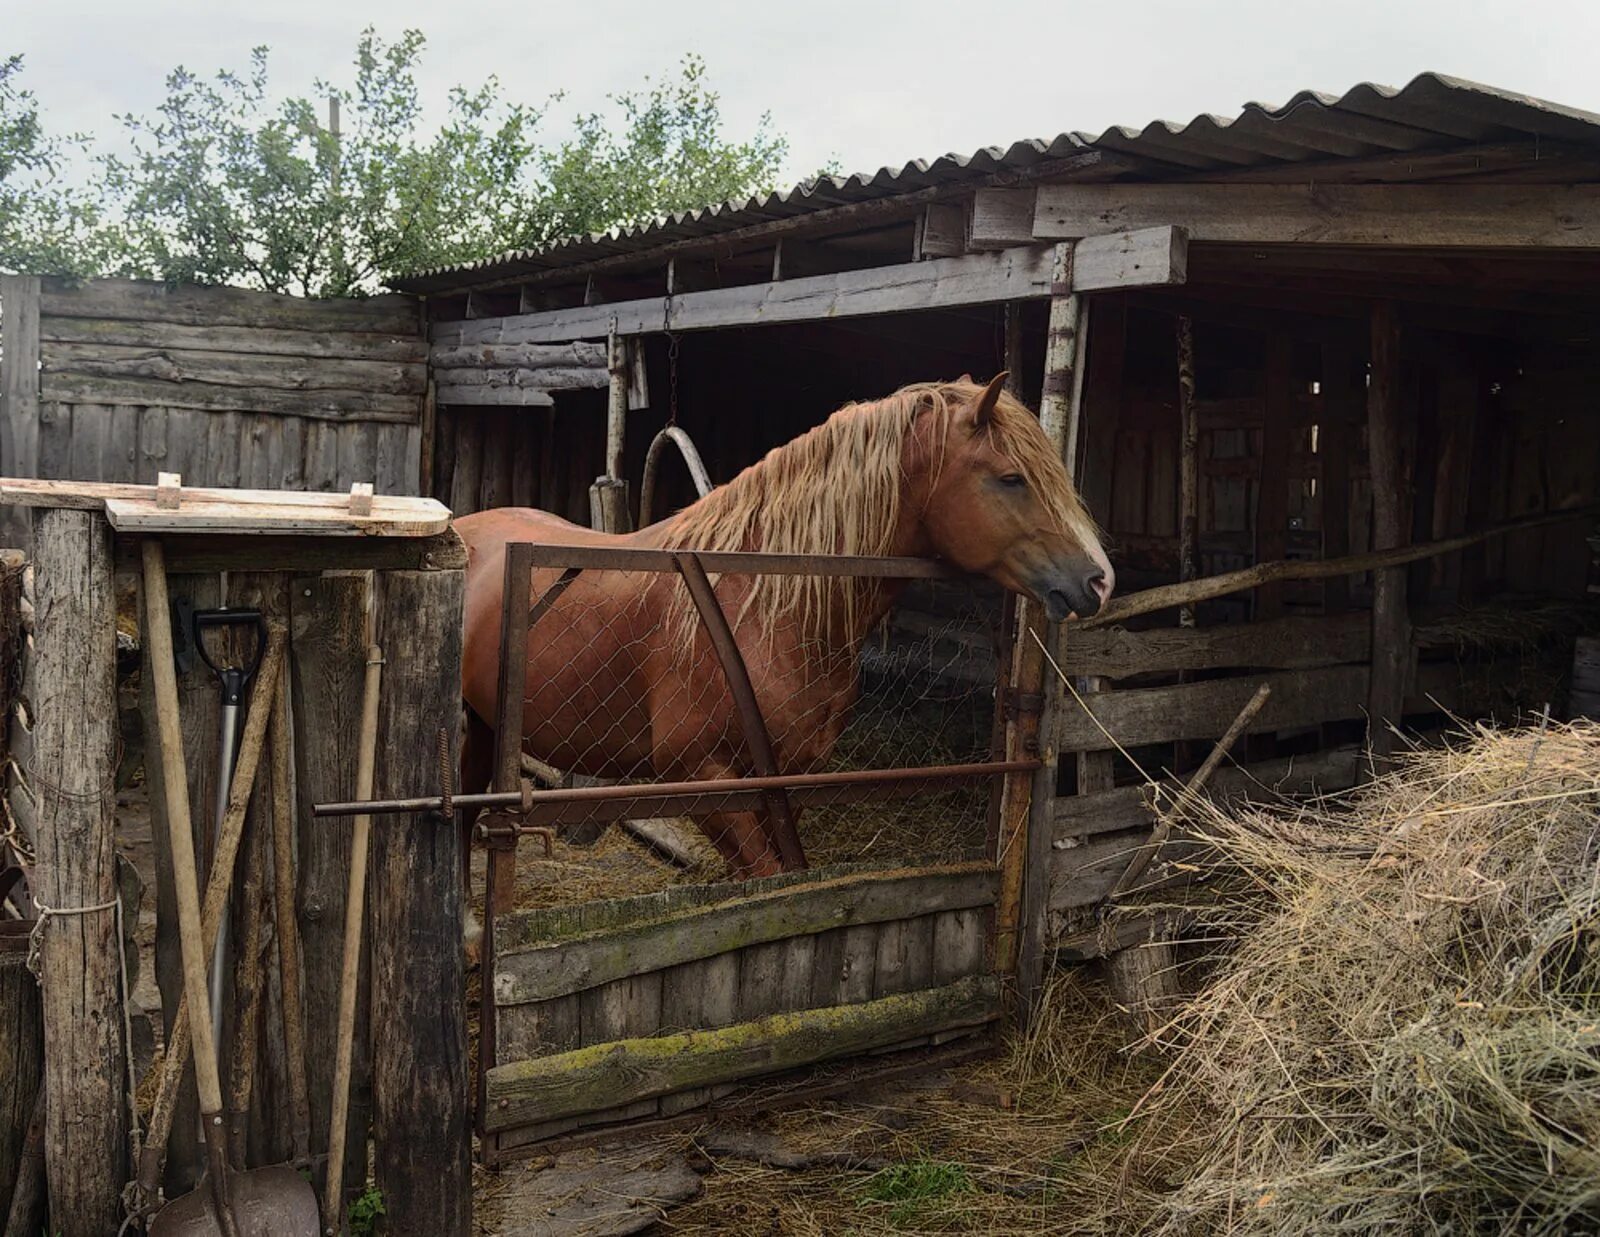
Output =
[
  {"x1": 270, "y1": 669, "x2": 315, "y2": 1163},
  {"x1": 141, "y1": 539, "x2": 225, "y2": 1116},
  {"x1": 324, "y1": 644, "x2": 383, "y2": 1227}
]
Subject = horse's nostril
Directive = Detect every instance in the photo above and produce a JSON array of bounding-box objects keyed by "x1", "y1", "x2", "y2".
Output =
[{"x1": 1087, "y1": 570, "x2": 1110, "y2": 601}]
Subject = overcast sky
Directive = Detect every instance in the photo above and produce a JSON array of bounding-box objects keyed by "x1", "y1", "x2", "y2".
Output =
[{"x1": 9, "y1": 0, "x2": 1600, "y2": 188}]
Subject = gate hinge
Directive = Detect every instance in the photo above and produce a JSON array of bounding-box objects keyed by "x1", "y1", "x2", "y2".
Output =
[{"x1": 1003, "y1": 691, "x2": 1044, "y2": 722}]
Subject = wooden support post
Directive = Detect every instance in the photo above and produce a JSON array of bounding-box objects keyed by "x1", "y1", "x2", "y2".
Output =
[
  {"x1": 370, "y1": 566, "x2": 470, "y2": 1236},
  {"x1": 1003, "y1": 304, "x2": 1025, "y2": 400},
  {"x1": 999, "y1": 242, "x2": 1081, "y2": 1026},
  {"x1": 0, "y1": 276, "x2": 41, "y2": 548},
  {"x1": 1255, "y1": 331, "x2": 1293, "y2": 621},
  {"x1": 1176, "y1": 316, "x2": 1199, "y2": 627},
  {"x1": 1366, "y1": 301, "x2": 1412, "y2": 773},
  {"x1": 590, "y1": 328, "x2": 633, "y2": 533},
  {"x1": 289, "y1": 574, "x2": 373, "y2": 1202},
  {"x1": 30, "y1": 507, "x2": 125, "y2": 1235},
  {"x1": 1319, "y1": 340, "x2": 1360, "y2": 615}
]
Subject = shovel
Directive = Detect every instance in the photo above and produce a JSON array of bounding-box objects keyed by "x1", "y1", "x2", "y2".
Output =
[{"x1": 142, "y1": 539, "x2": 320, "y2": 1237}]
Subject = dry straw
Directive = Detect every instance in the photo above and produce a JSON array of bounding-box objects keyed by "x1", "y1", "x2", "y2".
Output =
[{"x1": 1131, "y1": 719, "x2": 1600, "y2": 1235}]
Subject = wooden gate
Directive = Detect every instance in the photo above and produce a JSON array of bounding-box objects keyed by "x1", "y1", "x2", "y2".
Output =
[{"x1": 473, "y1": 543, "x2": 1025, "y2": 1161}]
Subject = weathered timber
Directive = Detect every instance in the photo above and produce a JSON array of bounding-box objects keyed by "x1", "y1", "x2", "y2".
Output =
[
  {"x1": 430, "y1": 247, "x2": 1055, "y2": 345},
  {"x1": 37, "y1": 315, "x2": 425, "y2": 361},
  {"x1": 1083, "y1": 503, "x2": 1600, "y2": 629},
  {"x1": 432, "y1": 364, "x2": 604, "y2": 388},
  {"x1": 494, "y1": 863, "x2": 996, "y2": 1006},
  {"x1": 1071, "y1": 226, "x2": 1189, "y2": 292},
  {"x1": 1053, "y1": 746, "x2": 1361, "y2": 840},
  {"x1": 429, "y1": 341, "x2": 607, "y2": 369},
  {"x1": 655, "y1": 951, "x2": 740, "y2": 1117},
  {"x1": 39, "y1": 372, "x2": 419, "y2": 421},
  {"x1": 0, "y1": 944, "x2": 43, "y2": 1217},
  {"x1": 483, "y1": 975, "x2": 1002, "y2": 1131},
  {"x1": 968, "y1": 189, "x2": 1039, "y2": 250},
  {"x1": 1010, "y1": 239, "x2": 1079, "y2": 1026},
  {"x1": 1, "y1": 1082, "x2": 44, "y2": 1237},
  {"x1": 116, "y1": 529, "x2": 465, "y2": 575},
  {"x1": 1367, "y1": 301, "x2": 1412, "y2": 770},
  {"x1": 38, "y1": 278, "x2": 420, "y2": 334},
  {"x1": 39, "y1": 342, "x2": 424, "y2": 396},
  {"x1": 30, "y1": 508, "x2": 124, "y2": 1235},
  {"x1": 1050, "y1": 828, "x2": 1200, "y2": 912},
  {"x1": 0, "y1": 276, "x2": 40, "y2": 547},
  {"x1": 369, "y1": 567, "x2": 469, "y2": 1236},
  {"x1": 917, "y1": 203, "x2": 968, "y2": 258},
  {"x1": 1031, "y1": 184, "x2": 1600, "y2": 247}
]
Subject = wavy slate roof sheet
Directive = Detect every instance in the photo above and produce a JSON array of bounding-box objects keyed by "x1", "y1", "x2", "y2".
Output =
[{"x1": 389, "y1": 73, "x2": 1600, "y2": 293}]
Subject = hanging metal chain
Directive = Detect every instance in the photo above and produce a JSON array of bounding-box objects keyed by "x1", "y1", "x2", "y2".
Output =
[{"x1": 666, "y1": 331, "x2": 681, "y2": 427}]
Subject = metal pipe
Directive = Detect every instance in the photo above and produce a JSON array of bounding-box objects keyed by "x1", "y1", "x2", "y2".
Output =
[{"x1": 313, "y1": 759, "x2": 1039, "y2": 819}]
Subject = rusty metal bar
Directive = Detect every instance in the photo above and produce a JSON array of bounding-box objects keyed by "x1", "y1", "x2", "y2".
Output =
[
  {"x1": 526, "y1": 564, "x2": 582, "y2": 632},
  {"x1": 521, "y1": 544, "x2": 967, "y2": 579},
  {"x1": 671, "y1": 550, "x2": 803, "y2": 868},
  {"x1": 314, "y1": 760, "x2": 1037, "y2": 820}
]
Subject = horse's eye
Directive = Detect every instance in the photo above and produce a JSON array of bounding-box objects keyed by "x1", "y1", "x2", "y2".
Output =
[{"x1": 998, "y1": 473, "x2": 1027, "y2": 489}]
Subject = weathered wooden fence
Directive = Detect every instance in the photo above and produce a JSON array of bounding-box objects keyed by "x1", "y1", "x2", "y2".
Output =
[{"x1": 0, "y1": 276, "x2": 429, "y2": 544}]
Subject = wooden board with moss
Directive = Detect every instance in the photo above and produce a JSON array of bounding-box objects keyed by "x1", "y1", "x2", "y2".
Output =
[
  {"x1": 493, "y1": 862, "x2": 996, "y2": 1006},
  {"x1": 483, "y1": 974, "x2": 1001, "y2": 1131}
]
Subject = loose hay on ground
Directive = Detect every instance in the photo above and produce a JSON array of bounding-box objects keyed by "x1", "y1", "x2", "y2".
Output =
[{"x1": 1131, "y1": 720, "x2": 1600, "y2": 1235}]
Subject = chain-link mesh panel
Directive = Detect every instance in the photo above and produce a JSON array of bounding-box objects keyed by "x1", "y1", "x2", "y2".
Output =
[{"x1": 501, "y1": 563, "x2": 1007, "y2": 883}]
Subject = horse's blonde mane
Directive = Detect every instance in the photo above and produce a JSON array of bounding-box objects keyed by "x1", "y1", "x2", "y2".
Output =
[{"x1": 660, "y1": 379, "x2": 1094, "y2": 641}]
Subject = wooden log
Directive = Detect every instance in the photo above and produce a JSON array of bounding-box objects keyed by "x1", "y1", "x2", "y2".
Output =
[
  {"x1": 288, "y1": 574, "x2": 373, "y2": 1202},
  {"x1": 0, "y1": 944, "x2": 43, "y2": 1217},
  {"x1": 1067, "y1": 606, "x2": 1371, "y2": 681},
  {"x1": 1082, "y1": 503, "x2": 1600, "y2": 629},
  {"x1": 429, "y1": 341, "x2": 607, "y2": 370},
  {"x1": 38, "y1": 315, "x2": 426, "y2": 361},
  {"x1": 1367, "y1": 301, "x2": 1412, "y2": 770},
  {"x1": 30, "y1": 507, "x2": 124, "y2": 1235},
  {"x1": 430, "y1": 247, "x2": 1055, "y2": 346},
  {"x1": 494, "y1": 863, "x2": 996, "y2": 1006},
  {"x1": 483, "y1": 975, "x2": 1002, "y2": 1131},
  {"x1": 432, "y1": 384, "x2": 551, "y2": 409},
  {"x1": 1105, "y1": 939, "x2": 1181, "y2": 1035},
  {"x1": 38, "y1": 278, "x2": 420, "y2": 334},
  {"x1": 1030, "y1": 183, "x2": 1600, "y2": 247},
  {"x1": 0, "y1": 276, "x2": 40, "y2": 548},
  {"x1": 369, "y1": 566, "x2": 470, "y2": 1236},
  {"x1": 39, "y1": 372, "x2": 421, "y2": 421}
]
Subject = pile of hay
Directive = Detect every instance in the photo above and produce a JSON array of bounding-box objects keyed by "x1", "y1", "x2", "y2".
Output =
[{"x1": 1135, "y1": 721, "x2": 1600, "y2": 1234}]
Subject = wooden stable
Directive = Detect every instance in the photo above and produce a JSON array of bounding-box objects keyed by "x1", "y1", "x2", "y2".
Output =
[
  {"x1": 390, "y1": 73, "x2": 1600, "y2": 1016},
  {"x1": 0, "y1": 480, "x2": 468, "y2": 1235}
]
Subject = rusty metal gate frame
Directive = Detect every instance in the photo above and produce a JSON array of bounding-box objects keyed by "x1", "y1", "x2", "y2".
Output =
[{"x1": 470, "y1": 541, "x2": 1034, "y2": 1143}]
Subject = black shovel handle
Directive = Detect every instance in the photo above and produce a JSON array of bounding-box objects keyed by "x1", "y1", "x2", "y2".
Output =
[{"x1": 192, "y1": 609, "x2": 267, "y2": 706}]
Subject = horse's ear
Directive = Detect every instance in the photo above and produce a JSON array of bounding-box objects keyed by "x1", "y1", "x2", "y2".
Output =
[
  {"x1": 956, "y1": 372, "x2": 973, "y2": 384},
  {"x1": 970, "y1": 372, "x2": 1007, "y2": 429}
]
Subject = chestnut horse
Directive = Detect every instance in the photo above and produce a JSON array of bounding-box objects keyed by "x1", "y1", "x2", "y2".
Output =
[{"x1": 455, "y1": 374, "x2": 1114, "y2": 886}]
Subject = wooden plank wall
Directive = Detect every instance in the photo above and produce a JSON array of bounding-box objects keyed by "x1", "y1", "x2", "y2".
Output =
[
  {"x1": 1051, "y1": 302, "x2": 1600, "y2": 944},
  {"x1": 3, "y1": 278, "x2": 427, "y2": 506},
  {"x1": 484, "y1": 859, "x2": 998, "y2": 1155}
]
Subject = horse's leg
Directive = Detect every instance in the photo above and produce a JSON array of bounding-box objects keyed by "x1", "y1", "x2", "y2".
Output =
[
  {"x1": 459, "y1": 704, "x2": 496, "y2": 966},
  {"x1": 697, "y1": 807, "x2": 785, "y2": 880}
]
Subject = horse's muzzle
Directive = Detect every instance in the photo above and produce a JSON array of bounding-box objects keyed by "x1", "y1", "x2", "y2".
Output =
[{"x1": 1036, "y1": 564, "x2": 1111, "y2": 621}]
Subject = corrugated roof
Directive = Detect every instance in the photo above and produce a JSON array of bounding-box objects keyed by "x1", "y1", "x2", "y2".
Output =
[{"x1": 389, "y1": 73, "x2": 1600, "y2": 293}]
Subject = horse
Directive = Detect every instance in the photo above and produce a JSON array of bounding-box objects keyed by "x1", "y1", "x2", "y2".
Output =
[{"x1": 454, "y1": 373, "x2": 1114, "y2": 899}]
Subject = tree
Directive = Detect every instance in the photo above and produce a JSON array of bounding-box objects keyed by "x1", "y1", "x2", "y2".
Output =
[
  {"x1": 102, "y1": 31, "x2": 793, "y2": 297},
  {"x1": 0, "y1": 55, "x2": 121, "y2": 277}
]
